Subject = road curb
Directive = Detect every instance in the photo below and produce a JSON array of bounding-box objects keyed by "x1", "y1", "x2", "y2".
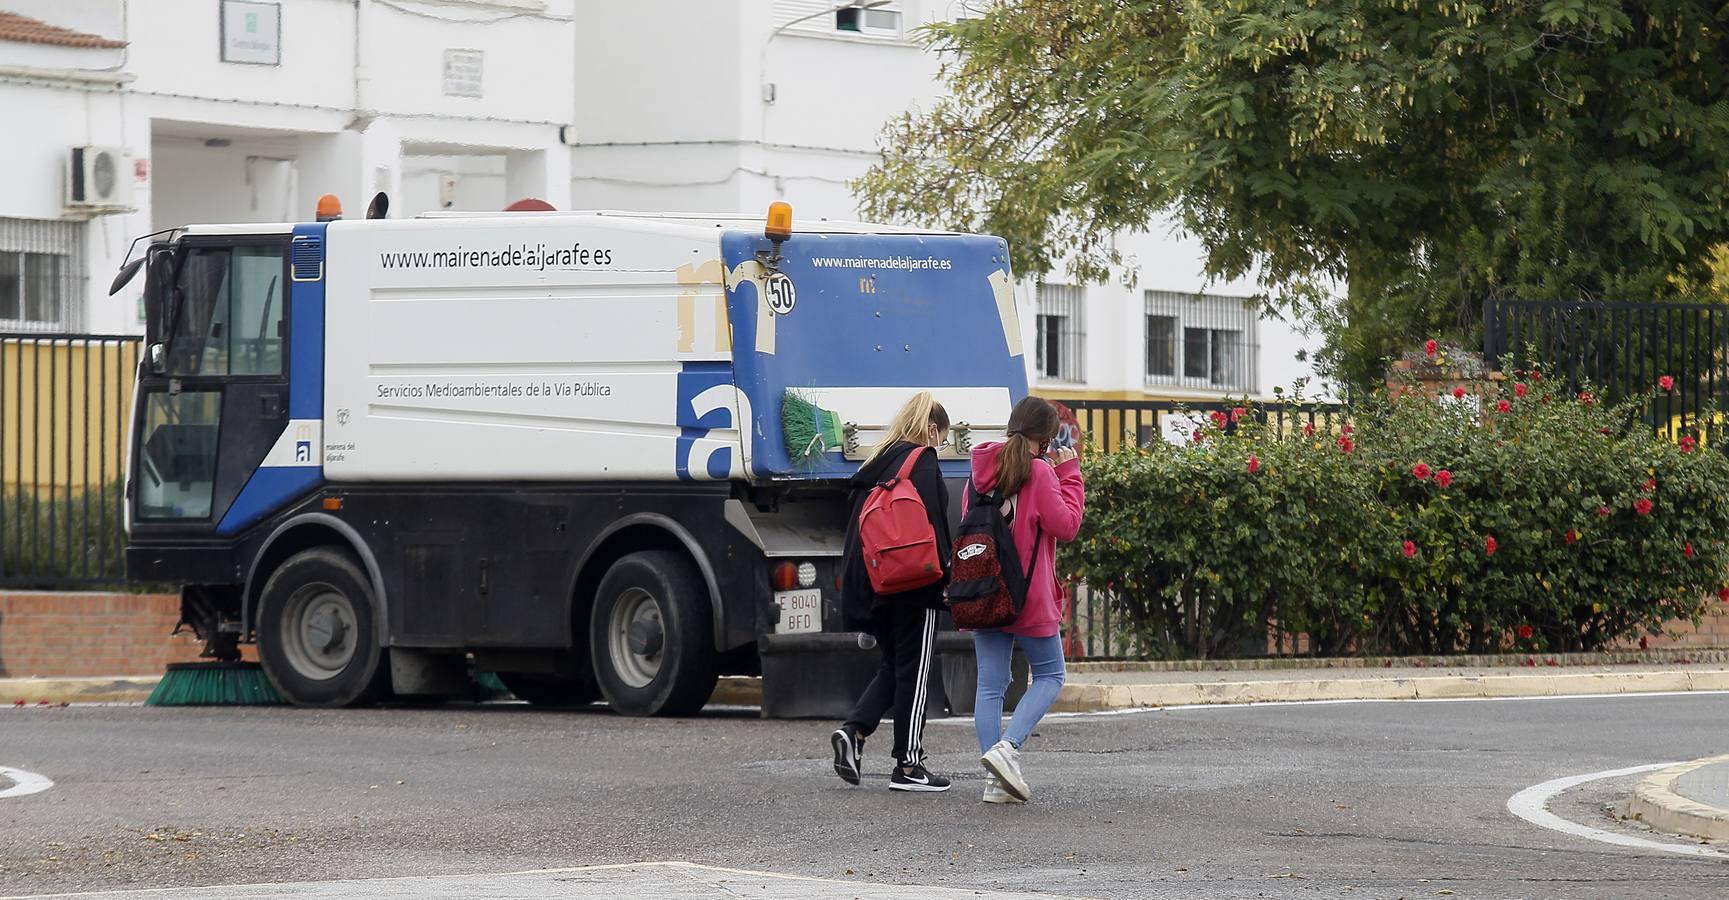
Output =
[
  {"x1": 1049, "y1": 668, "x2": 1729, "y2": 712},
  {"x1": 0, "y1": 677, "x2": 158, "y2": 705},
  {"x1": 0, "y1": 675, "x2": 767, "y2": 709},
  {"x1": 8, "y1": 669, "x2": 1727, "y2": 712},
  {"x1": 1629, "y1": 755, "x2": 1729, "y2": 842}
]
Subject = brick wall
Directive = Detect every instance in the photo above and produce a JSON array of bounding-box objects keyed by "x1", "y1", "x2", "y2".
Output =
[
  {"x1": 1629, "y1": 604, "x2": 1729, "y2": 651},
  {"x1": 0, "y1": 591, "x2": 205, "y2": 678},
  {"x1": 5, "y1": 591, "x2": 1728, "y2": 678},
  {"x1": 1261, "y1": 605, "x2": 1729, "y2": 656}
]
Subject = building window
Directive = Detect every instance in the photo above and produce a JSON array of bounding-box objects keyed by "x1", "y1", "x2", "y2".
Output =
[
  {"x1": 1146, "y1": 314, "x2": 1176, "y2": 377},
  {"x1": 1145, "y1": 289, "x2": 1258, "y2": 391},
  {"x1": 1036, "y1": 282, "x2": 1085, "y2": 383},
  {"x1": 0, "y1": 219, "x2": 83, "y2": 332},
  {"x1": 835, "y1": 4, "x2": 901, "y2": 35}
]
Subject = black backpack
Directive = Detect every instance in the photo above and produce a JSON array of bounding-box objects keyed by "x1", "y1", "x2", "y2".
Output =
[{"x1": 946, "y1": 482, "x2": 1040, "y2": 630}]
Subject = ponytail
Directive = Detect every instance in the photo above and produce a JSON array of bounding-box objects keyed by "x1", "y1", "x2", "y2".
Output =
[{"x1": 995, "y1": 396, "x2": 1060, "y2": 497}]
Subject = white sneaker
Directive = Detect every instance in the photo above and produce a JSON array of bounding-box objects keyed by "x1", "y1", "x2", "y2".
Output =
[
  {"x1": 981, "y1": 740, "x2": 1029, "y2": 801},
  {"x1": 982, "y1": 774, "x2": 1022, "y2": 804}
]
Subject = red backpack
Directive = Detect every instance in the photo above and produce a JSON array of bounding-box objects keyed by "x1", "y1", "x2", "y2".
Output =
[{"x1": 859, "y1": 447, "x2": 944, "y2": 595}]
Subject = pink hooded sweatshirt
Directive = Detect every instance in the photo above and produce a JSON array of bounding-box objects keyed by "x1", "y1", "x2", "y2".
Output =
[{"x1": 965, "y1": 441, "x2": 1086, "y2": 638}]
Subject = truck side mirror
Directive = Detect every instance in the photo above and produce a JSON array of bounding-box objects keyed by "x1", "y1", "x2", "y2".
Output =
[
  {"x1": 109, "y1": 257, "x2": 145, "y2": 296},
  {"x1": 148, "y1": 343, "x2": 166, "y2": 375}
]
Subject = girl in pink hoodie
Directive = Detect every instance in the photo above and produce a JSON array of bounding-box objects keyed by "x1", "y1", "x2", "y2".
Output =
[{"x1": 966, "y1": 396, "x2": 1084, "y2": 804}]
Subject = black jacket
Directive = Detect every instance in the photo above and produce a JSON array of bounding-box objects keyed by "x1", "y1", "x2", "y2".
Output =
[{"x1": 840, "y1": 441, "x2": 953, "y2": 624}]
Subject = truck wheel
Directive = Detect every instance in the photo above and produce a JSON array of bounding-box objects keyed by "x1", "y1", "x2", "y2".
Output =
[
  {"x1": 498, "y1": 671, "x2": 600, "y2": 707},
  {"x1": 589, "y1": 550, "x2": 717, "y2": 717},
  {"x1": 256, "y1": 548, "x2": 389, "y2": 708}
]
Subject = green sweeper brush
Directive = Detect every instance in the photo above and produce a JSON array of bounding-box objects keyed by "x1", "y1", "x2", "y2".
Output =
[
  {"x1": 146, "y1": 661, "x2": 286, "y2": 707},
  {"x1": 781, "y1": 391, "x2": 845, "y2": 464}
]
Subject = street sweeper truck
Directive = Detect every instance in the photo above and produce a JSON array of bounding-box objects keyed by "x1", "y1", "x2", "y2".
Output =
[{"x1": 114, "y1": 201, "x2": 1028, "y2": 716}]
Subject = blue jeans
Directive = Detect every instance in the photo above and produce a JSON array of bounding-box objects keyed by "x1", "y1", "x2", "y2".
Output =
[{"x1": 973, "y1": 629, "x2": 1066, "y2": 752}]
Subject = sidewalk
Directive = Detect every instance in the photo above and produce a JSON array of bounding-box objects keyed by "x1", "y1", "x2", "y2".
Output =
[
  {"x1": 1630, "y1": 755, "x2": 1729, "y2": 842},
  {"x1": 6, "y1": 653, "x2": 1728, "y2": 711},
  {"x1": 1056, "y1": 658, "x2": 1729, "y2": 711}
]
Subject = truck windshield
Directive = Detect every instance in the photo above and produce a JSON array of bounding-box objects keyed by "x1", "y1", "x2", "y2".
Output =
[{"x1": 166, "y1": 244, "x2": 287, "y2": 376}]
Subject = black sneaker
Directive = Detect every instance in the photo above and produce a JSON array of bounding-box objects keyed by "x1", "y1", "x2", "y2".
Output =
[
  {"x1": 889, "y1": 763, "x2": 951, "y2": 793},
  {"x1": 830, "y1": 727, "x2": 863, "y2": 786}
]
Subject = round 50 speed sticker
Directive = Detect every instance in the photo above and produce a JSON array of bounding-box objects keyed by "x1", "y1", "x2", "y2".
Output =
[{"x1": 766, "y1": 272, "x2": 797, "y2": 315}]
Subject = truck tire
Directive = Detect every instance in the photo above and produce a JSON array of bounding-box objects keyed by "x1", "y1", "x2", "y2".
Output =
[
  {"x1": 589, "y1": 550, "x2": 717, "y2": 717},
  {"x1": 498, "y1": 671, "x2": 600, "y2": 707},
  {"x1": 256, "y1": 548, "x2": 389, "y2": 708}
]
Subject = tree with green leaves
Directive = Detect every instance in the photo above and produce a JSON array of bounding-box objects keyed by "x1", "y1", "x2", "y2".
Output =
[{"x1": 856, "y1": 1, "x2": 1729, "y2": 390}]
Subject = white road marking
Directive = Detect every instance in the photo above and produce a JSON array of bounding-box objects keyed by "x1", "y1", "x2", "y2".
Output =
[
  {"x1": 931, "y1": 688, "x2": 1729, "y2": 723},
  {"x1": 1506, "y1": 763, "x2": 1729, "y2": 859},
  {"x1": 0, "y1": 766, "x2": 53, "y2": 799}
]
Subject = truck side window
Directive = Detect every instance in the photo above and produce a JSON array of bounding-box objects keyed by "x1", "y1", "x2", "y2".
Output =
[
  {"x1": 135, "y1": 391, "x2": 222, "y2": 520},
  {"x1": 168, "y1": 245, "x2": 286, "y2": 376}
]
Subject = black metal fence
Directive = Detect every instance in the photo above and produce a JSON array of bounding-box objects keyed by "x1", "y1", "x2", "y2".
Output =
[
  {"x1": 1, "y1": 333, "x2": 140, "y2": 588},
  {"x1": 1049, "y1": 398, "x2": 1347, "y2": 659},
  {"x1": 1484, "y1": 299, "x2": 1729, "y2": 443}
]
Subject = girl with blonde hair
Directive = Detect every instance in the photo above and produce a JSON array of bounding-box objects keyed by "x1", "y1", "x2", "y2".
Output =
[{"x1": 829, "y1": 391, "x2": 954, "y2": 793}]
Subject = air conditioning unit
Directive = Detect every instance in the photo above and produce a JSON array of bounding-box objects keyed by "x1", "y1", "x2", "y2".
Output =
[{"x1": 67, "y1": 146, "x2": 135, "y2": 213}]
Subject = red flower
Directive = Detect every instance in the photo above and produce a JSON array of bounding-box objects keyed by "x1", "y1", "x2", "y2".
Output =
[
  {"x1": 1685, "y1": 542, "x2": 1696, "y2": 558},
  {"x1": 1192, "y1": 430, "x2": 1205, "y2": 444},
  {"x1": 1517, "y1": 625, "x2": 1534, "y2": 639},
  {"x1": 1485, "y1": 535, "x2": 1497, "y2": 556},
  {"x1": 1303, "y1": 421, "x2": 1316, "y2": 438},
  {"x1": 1598, "y1": 506, "x2": 1611, "y2": 518},
  {"x1": 1247, "y1": 454, "x2": 1260, "y2": 474},
  {"x1": 1496, "y1": 399, "x2": 1512, "y2": 413},
  {"x1": 1231, "y1": 406, "x2": 1247, "y2": 423},
  {"x1": 1209, "y1": 410, "x2": 1228, "y2": 429},
  {"x1": 1635, "y1": 497, "x2": 1654, "y2": 516},
  {"x1": 1579, "y1": 391, "x2": 1594, "y2": 405},
  {"x1": 1338, "y1": 436, "x2": 1355, "y2": 453},
  {"x1": 1412, "y1": 462, "x2": 1433, "y2": 481},
  {"x1": 1453, "y1": 387, "x2": 1467, "y2": 399},
  {"x1": 1514, "y1": 382, "x2": 1528, "y2": 398},
  {"x1": 1564, "y1": 529, "x2": 1578, "y2": 544},
  {"x1": 1342, "y1": 424, "x2": 1354, "y2": 436},
  {"x1": 1644, "y1": 478, "x2": 1658, "y2": 492},
  {"x1": 1435, "y1": 470, "x2": 1453, "y2": 488},
  {"x1": 1659, "y1": 375, "x2": 1675, "y2": 392},
  {"x1": 1681, "y1": 435, "x2": 1697, "y2": 454},
  {"x1": 1424, "y1": 339, "x2": 1438, "y2": 358},
  {"x1": 1402, "y1": 540, "x2": 1417, "y2": 559},
  {"x1": 1600, "y1": 427, "x2": 1612, "y2": 435},
  {"x1": 1718, "y1": 586, "x2": 1729, "y2": 604},
  {"x1": 1531, "y1": 369, "x2": 1542, "y2": 382}
]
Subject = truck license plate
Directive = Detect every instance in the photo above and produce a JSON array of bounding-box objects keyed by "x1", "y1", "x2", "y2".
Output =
[{"x1": 774, "y1": 589, "x2": 822, "y2": 635}]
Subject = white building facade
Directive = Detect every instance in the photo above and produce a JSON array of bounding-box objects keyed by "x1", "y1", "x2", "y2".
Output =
[
  {"x1": 1, "y1": 0, "x2": 1320, "y2": 398},
  {"x1": 1, "y1": 0, "x2": 577, "y2": 336}
]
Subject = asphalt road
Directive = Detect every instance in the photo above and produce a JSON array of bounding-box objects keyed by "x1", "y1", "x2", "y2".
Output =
[{"x1": 3, "y1": 694, "x2": 1728, "y2": 899}]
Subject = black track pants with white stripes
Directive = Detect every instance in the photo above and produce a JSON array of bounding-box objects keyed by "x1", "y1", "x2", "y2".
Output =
[{"x1": 845, "y1": 605, "x2": 939, "y2": 768}]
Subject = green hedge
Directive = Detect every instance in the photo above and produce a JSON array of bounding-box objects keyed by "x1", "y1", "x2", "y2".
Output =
[{"x1": 1064, "y1": 376, "x2": 1729, "y2": 658}]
